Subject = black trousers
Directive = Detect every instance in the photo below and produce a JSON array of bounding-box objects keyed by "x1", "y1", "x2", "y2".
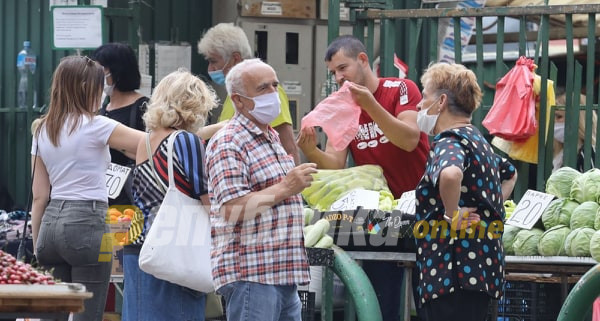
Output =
[{"x1": 420, "y1": 288, "x2": 491, "y2": 321}]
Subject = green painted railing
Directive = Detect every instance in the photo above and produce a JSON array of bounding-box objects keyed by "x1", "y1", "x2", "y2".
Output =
[
  {"x1": 557, "y1": 264, "x2": 600, "y2": 321},
  {"x1": 321, "y1": 246, "x2": 382, "y2": 321},
  {"x1": 330, "y1": 2, "x2": 600, "y2": 201}
]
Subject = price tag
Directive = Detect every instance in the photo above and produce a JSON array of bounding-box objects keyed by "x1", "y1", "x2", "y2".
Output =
[
  {"x1": 505, "y1": 189, "x2": 555, "y2": 229},
  {"x1": 106, "y1": 163, "x2": 131, "y2": 199},
  {"x1": 395, "y1": 190, "x2": 416, "y2": 214},
  {"x1": 329, "y1": 189, "x2": 379, "y2": 211}
]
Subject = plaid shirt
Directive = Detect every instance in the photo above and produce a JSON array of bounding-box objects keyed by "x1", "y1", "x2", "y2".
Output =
[{"x1": 205, "y1": 113, "x2": 310, "y2": 290}]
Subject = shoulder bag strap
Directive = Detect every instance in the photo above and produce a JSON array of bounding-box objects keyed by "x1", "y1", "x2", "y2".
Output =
[
  {"x1": 165, "y1": 130, "x2": 184, "y2": 189},
  {"x1": 145, "y1": 132, "x2": 166, "y2": 194}
]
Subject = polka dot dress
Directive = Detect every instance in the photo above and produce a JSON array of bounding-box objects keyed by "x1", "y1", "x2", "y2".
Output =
[{"x1": 414, "y1": 125, "x2": 516, "y2": 305}]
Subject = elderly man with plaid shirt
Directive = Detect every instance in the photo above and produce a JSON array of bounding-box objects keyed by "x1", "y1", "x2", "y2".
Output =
[{"x1": 205, "y1": 58, "x2": 317, "y2": 321}]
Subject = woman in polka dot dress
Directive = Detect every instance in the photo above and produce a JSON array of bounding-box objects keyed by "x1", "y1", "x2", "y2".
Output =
[{"x1": 414, "y1": 62, "x2": 518, "y2": 321}]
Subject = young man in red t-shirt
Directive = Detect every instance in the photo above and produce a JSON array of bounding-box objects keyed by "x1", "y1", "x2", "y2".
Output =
[{"x1": 297, "y1": 35, "x2": 429, "y2": 321}]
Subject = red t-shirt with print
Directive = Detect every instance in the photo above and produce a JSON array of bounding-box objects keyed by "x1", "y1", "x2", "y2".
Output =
[{"x1": 348, "y1": 78, "x2": 429, "y2": 198}]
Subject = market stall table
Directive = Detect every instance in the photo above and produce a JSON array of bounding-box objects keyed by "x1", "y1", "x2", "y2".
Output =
[{"x1": 0, "y1": 283, "x2": 92, "y2": 320}]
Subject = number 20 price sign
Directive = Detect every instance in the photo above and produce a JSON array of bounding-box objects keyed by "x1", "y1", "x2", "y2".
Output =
[{"x1": 505, "y1": 189, "x2": 555, "y2": 229}]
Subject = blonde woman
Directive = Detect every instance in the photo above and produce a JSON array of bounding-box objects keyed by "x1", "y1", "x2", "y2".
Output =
[
  {"x1": 552, "y1": 87, "x2": 597, "y2": 172},
  {"x1": 31, "y1": 56, "x2": 143, "y2": 321},
  {"x1": 122, "y1": 69, "x2": 217, "y2": 321}
]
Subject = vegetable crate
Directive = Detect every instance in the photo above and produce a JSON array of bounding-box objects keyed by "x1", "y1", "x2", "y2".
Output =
[
  {"x1": 298, "y1": 290, "x2": 316, "y2": 321},
  {"x1": 313, "y1": 208, "x2": 416, "y2": 252},
  {"x1": 494, "y1": 281, "x2": 562, "y2": 321}
]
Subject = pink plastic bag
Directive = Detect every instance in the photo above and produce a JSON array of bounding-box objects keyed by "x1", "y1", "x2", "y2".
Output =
[
  {"x1": 593, "y1": 297, "x2": 600, "y2": 321},
  {"x1": 482, "y1": 56, "x2": 537, "y2": 141},
  {"x1": 301, "y1": 82, "x2": 362, "y2": 151}
]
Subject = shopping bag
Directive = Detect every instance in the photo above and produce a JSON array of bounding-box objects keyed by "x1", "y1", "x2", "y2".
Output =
[
  {"x1": 482, "y1": 56, "x2": 537, "y2": 141},
  {"x1": 301, "y1": 81, "x2": 362, "y2": 151},
  {"x1": 139, "y1": 131, "x2": 214, "y2": 293}
]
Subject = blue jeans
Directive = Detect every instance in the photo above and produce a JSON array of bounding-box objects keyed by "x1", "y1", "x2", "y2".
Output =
[
  {"x1": 36, "y1": 200, "x2": 112, "y2": 321},
  {"x1": 121, "y1": 249, "x2": 206, "y2": 321},
  {"x1": 217, "y1": 281, "x2": 301, "y2": 321}
]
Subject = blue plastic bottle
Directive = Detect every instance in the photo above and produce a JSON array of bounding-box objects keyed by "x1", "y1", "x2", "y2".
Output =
[{"x1": 16, "y1": 41, "x2": 37, "y2": 108}]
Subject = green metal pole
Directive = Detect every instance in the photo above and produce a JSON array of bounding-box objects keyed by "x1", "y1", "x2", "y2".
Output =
[
  {"x1": 322, "y1": 267, "x2": 335, "y2": 321},
  {"x1": 536, "y1": 14, "x2": 550, "y2": 191},
  {"x1": 557, "y1": 264, "x2": 600, "y2": 321},
  {"x1": 583, "y1": 13, "x2": 595, "y2": 171},
  {"x1": 331, "y1": 246, "x2": 382, "y2": 321},
  {"x1": 328, "y1": 0, "x2": 340, "y2": 44}
]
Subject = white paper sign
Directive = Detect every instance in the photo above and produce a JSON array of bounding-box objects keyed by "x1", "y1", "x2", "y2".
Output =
[
  {"x1": 505, "y1": 189, "x2": 555, "y2": 229},
  {"x1": 282, "y1": 81, "x2": 302, "y2": 95},
  {"x1": 154, "y1": 44, "x2": 191, "y2": 86},
  {"x1": 330, "y1": 189, "x2": 379, "y2": 211},
  {"x1": 395, "y1": 190, "x2": 416, "y2": 214},
  {"x1": 261, "y1": 1, "x2": 282, "y2": 15},
  {"x1": 52, "y1": 6, "x2": 103, "y2": 49},
  {"x1": 106, "y1": 163, "x2": 131, "y2": 200}
]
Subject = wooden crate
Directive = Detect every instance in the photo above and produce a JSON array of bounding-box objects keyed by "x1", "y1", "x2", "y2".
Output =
[{"x1": 0, "y1": 284, "x2": 92, "y2": 313}]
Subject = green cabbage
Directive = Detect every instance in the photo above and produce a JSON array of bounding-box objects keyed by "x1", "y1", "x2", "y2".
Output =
[
  {"x1": 537, "y1": 225, "x2": 571, "y2": 256},
  {"x1": 564, "y1": 227, "x2": 595, "y2": 257},
  {"x1": 595, "y1": 205, "x2": 600, "y2": 230},
  {"x1": 502, "y1": 224, "x2": 521, "y2": 255},
  {"x1": 570, "y1": 168, "x2": 600, "y2": 203},
  {"x1": 546, "y1": 167, "x2": 581, "y2": 198},
  {"x1": 570, "y1": 201, "x2": 599, "y2": 230},
  {"x1": 560, "y1": 200, "x2": 579, "y2": 226},
  {"x1": 541, "y1": 199, "x2": 571, "y2": 230},
  {"x1": 590, "y1": 230, "x2": 600, "y2": 262},
  {"x1": 513, "y1": 228, "x2": 544, "y2": 256}
]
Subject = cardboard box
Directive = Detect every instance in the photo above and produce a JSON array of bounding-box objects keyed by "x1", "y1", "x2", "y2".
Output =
[
  {"x1": 107, "y1": 222, "x2": 129, "y2": 276},
  {"x1": 240, "y1": 0, "x2": 316, "y2": 19}
]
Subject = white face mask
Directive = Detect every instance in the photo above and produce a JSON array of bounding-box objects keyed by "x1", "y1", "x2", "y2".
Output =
[
  {"x1": 103, "y1": 73, "x2": 114, "y2": 96},
  {"x1": 240, "y1": 91, "x2": 281, "y2": 125},
  {"x1": 554, "y1": 122, "x2": 565, "y2": 143},
  {"x1": 417, "y1": 98, "x2": 440, "y2": 136}
]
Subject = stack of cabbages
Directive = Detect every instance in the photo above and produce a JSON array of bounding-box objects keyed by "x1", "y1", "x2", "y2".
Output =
[
  {"x1": 301, "y1": 165, "x2": 395, "y2": 211},
  {"x1": 503, "y1": 167, "x2": 600, "y2": 262}
]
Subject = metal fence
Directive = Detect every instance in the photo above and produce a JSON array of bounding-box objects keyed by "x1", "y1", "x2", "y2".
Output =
[
  {"x1": 328, "y1": 1, "x2": 600, "y2": 200},
  {"x1": 0, "y1": 0, "x2": 212, "y2": 208}
]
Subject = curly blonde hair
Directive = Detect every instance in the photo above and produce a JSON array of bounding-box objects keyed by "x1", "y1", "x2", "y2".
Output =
[
  {"x1": 421, "y1": 62, "x2": 483, "y2": 116},
  {"x1": 144, "y1": 69, "x2": 218, "y2": 132}
]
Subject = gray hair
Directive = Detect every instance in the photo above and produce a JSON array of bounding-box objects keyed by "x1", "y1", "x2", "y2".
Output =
[
  {"x1": 225, "y1": 58, "x2": 274, "y2": 96},
  {"x1": 197, "y1": 23, "x2": 253, "y2": 61}
]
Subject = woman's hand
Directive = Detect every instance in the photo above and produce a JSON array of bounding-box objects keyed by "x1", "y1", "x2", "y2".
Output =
[{"x1": 444, "y1": 207, "x2": 480, "y2": 231}]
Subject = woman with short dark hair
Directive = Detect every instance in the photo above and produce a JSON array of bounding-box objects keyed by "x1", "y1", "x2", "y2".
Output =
[{"x1": 92, "y1": 43, "x2": 149, "y2": 206}]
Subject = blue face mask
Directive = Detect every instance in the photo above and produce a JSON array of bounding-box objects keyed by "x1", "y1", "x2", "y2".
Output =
[{"x1": 208, "y1": 69, "x2": 225, "y2": 86}]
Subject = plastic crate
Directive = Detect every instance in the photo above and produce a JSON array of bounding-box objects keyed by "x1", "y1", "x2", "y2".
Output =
[
  {"x1": 306, "y1": 247, "x2": 334, "y2": 267},
  {"x1": 314, "y1": 208, "x2": 416, "y2": 252},
  {"x1": 299, "y1": 291, "x2": 316, "y2": 321},
  {"x1": 494, "y1": 281, "x2": 562, "y2": 321}
]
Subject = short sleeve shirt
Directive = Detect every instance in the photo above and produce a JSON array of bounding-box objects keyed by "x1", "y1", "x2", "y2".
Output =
[
  {"x1": 414, "y1": 125, "x2": 516, "y2": 304},
  {"x1": 218, "y1": 84, "x2": 293, "y2": 128},
  {"x1": 205, "y1": 113, "x2": 309, "y2": 290},
  {"x1": 348, "y1": 78, "x2": 430, "y2": 198}
]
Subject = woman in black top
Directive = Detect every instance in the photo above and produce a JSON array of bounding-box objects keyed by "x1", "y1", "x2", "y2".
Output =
[
  {"x1": 92, "y1": 43, "x2": 149, "y2": 206},
  {"x1": 414, "y1": 62, "x2": 518, "y2": 321}
]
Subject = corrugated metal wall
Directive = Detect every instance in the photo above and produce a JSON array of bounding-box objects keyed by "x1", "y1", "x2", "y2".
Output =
[{"x1": 0, "y1": 0, "x2": 212, "y2": 208}]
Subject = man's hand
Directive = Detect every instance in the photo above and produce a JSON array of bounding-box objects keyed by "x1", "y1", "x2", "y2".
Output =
[
  {"x1": 297, "y1": 127, "x2": 319, "y2": 155},
  {"x1": 347, "y1": 81, "x2": 378, "y2": 112},
  {"x1": 282, "y1": 163, "x2": 318, "y2": 195}
]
